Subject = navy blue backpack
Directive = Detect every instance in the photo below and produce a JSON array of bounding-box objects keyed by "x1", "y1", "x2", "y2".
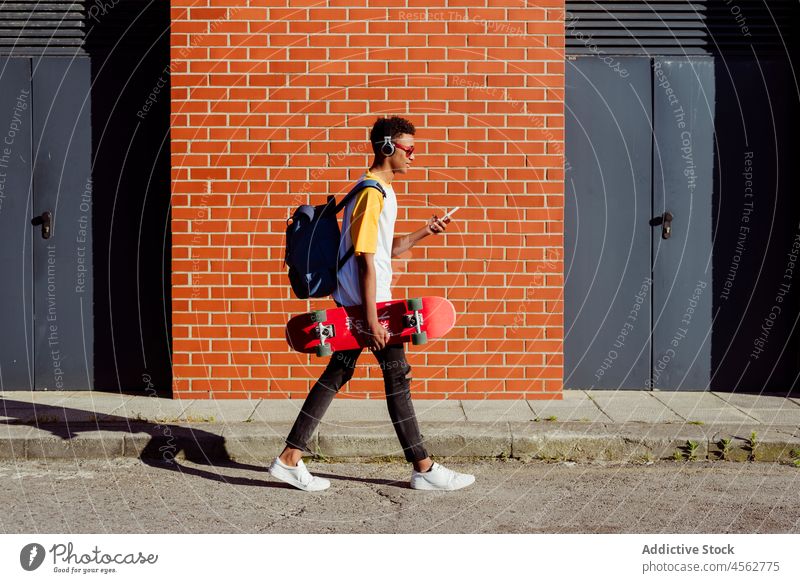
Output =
[{"x1": 284, "y1": 179, "x2": 387, "y2": 299}]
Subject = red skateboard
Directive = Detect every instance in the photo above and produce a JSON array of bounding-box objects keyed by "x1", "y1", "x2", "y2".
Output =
[{"x1": 285, "y1": 296, "x2": 456, "y2": 357}]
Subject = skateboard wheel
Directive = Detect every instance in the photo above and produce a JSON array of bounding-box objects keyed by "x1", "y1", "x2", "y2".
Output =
[
  {"x1": 310, "y1": 309, "x2": 327, "y2": 323},
  {"x1": 408, "y1": 298, "x2": 423, "y2": 311},
  {"x1": 411, "y1": 331, "x2": 428, "y2": 345},
  {"x1": 316, "y1": 344, "x2": 332, "y2": 357}
]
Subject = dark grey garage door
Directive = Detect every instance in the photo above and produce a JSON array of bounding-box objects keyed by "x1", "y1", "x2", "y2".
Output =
[
  {"x1": 0, "y1": 56, "x2": 93, "y2": 390},
  {"x1": 565, "y1": 56, "x2": 716, "y2": 390},
  {"x1": 0, "y1": 1, "x2": 172, "y2": 394},
  {"x1": 564, "y1": 1, "x2": 800, "y2": 392},
  {"x1": 0, "y1": 1, "x2": 93, "y2": 390}
]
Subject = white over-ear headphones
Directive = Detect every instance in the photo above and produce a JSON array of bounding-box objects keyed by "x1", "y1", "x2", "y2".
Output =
[{"x1": 377, "y1": 135, "x2": 395, "y2": 157}]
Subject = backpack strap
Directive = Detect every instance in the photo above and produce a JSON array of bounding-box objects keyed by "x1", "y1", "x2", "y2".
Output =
[
  {"x1": 337, "y1": 246, "x2": 355, "y2": 271},
  {"x1": 335, "y1": 178, "x2": 387, "y2": 271},
  {"x1": 333, "y1": 178, "x2": 386, "y2": 214}
]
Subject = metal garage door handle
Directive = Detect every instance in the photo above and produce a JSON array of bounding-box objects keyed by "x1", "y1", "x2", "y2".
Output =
[
  {"x1": 31, "y1": 211, "x2": 52, "y2": 239},
  {"x1": 650, "y1": 211, "x2": 673, "y2": 239},
  {"x1": 661, "y1": 211, "x2": 673, "y2": 239}
]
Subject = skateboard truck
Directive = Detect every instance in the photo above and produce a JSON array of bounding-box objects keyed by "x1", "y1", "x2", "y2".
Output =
[
  {"x1": 405, "y1": 298, "x2": 428, "y2": 345},
  {"x1": 311, "y1": 309, "x2": 335, "y2": 357}
]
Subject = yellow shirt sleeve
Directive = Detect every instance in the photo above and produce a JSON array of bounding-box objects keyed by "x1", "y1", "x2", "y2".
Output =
[{"x1": 350, "y1": 187, "x2": 384, "y2": 255}]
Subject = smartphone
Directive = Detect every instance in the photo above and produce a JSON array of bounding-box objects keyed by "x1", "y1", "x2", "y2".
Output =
[{"x1": 442, "y1": 207, "x2": 460, "y2": 221}]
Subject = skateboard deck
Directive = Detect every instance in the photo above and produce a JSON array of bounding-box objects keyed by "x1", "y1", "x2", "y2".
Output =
[{"x1": 285, "y1": 296, "x2": 456, "y2": 356}]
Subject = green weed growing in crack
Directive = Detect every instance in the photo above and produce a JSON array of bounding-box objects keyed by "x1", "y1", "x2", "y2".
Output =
[
  {"x1": 672, "y1": 449, "x2": 685, "y2": 462},
  {"x1": 718, "y1": 438, "x2": 733, "y2": 461},
  {"x1": 183, "y1": 415, "x2": 216, "y2": 423},
  {"x1": 790, "y1": 449, "x2": 800, "y2": 468},
  {"x1": 361, "y1": 455, "x2": 404, "y2": 464},
  {"x1": 687, "y1": 420, "x2": 704, "y2": 426},
  {"x1": 686, "y1": 440, "x2": 700, "y2": 461},
  {"x1": 545, "y1": 415, "x2": 558, "y2": 422},
  {"x1": 637, "y1": 452, "x2": 654, "y2": 464},
  {"x1": 537, "y1": 449, "x2": 574, "y2": 463},
  {"x1": 312, "y1": 452, "x2": 332, "y2": 463},
  {"x1": 748, "y1": 431, "x2": 759, "y2": 462}
]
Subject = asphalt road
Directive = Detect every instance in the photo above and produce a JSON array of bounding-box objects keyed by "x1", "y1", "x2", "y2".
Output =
[{"x1": 1, "y1": 458, "x2": 797, "y2": 534}]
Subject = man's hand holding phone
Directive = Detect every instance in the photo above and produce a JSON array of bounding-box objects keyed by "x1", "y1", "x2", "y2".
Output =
[{"x1": 426, "y1": 206, "x2": 459, "y2": 235}]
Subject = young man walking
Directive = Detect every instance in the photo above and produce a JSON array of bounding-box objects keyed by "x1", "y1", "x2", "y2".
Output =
[{"x1": 269, "y1": 116, "x2": 475, "y2": 492}]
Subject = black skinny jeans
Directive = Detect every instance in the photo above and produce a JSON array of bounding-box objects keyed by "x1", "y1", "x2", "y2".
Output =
[{"x1": 285, "y1": 338, "x2": 429, "y2": 463}]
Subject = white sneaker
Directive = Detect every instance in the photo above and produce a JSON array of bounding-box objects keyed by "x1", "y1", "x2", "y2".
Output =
[
  {"x1": 410, "y1": 462, "x2": 475, "y2": 491},
  {"x1": 268, "y1": 457, "x2": 331, "y2": 492}
]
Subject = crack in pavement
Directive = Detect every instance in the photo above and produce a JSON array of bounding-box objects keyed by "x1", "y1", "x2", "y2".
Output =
[
  {"x1": 260, "y1": 505, "x2": 308, "y2": 531},
  {"x1": 375, "y1": 488, "x2": 403, "y2": 507}
]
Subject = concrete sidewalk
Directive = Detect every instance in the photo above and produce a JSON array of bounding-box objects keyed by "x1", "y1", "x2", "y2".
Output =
[{"x1": 1, "y1": 390, "x2": 799, "y2": 464}]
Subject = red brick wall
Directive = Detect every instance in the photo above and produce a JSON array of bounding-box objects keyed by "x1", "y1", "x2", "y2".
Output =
[{"x1": 170, "y1": 0, "x2": 565, "y2": 399}]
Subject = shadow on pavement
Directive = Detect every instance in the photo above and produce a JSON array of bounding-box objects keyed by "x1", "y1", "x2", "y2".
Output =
[{"x1": 0, "y1": 397, "x2": 293, "y2": 489}]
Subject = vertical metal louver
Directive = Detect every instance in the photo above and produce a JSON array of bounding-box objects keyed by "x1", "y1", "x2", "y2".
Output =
[
  {"x1": 0, "y1": 1, "x2": 87, "y2": 55},
  {"x1": 566, "y1": 1, "x2": 800, "y2": 55}
]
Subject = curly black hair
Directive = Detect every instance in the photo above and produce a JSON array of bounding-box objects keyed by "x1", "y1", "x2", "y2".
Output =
[{"x1": 370, "y1": 116, "x2": 416, "y2": 158}]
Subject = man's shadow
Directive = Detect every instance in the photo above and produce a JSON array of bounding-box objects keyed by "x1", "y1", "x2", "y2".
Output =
[{"x1": 0, "y1": 397, "x2": 405, "y2": 489}]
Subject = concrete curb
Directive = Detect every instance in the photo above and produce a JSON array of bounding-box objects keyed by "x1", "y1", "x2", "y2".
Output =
[{"x1": 1, "y1": 421, "x2": 798, "y2": 464}]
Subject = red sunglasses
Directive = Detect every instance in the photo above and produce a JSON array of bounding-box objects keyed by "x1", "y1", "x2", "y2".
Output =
[{"x1": 393, "y1": 142, "x2": 415, "y2": 156}]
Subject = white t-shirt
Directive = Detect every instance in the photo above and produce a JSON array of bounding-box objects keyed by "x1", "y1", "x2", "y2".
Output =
[{"x1": 333, "y1": 170, "x2": 397, "y2": 307}]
